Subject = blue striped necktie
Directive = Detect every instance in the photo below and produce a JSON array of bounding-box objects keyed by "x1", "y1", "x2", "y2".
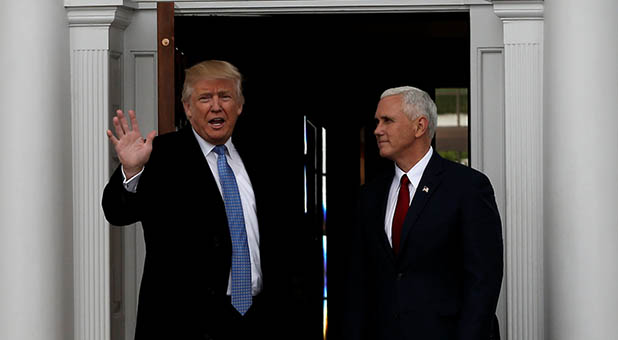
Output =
[{"x1": 213, "y1": 145, "x2": 252, "y2": 315}]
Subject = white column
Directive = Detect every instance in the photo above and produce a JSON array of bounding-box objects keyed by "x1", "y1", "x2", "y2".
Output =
[
  {"x1": 544, "y1": 0, "x2": 618, "y2": 339},
  {"x1": 493, "y1": 2, "x2": 544, "y2": 340},
  {"x1": 0, "y1": 2, "x2": 73, "y2": 340},
  {"x1": 66, "y1": 4, "x2": 132, "y2": 340}
]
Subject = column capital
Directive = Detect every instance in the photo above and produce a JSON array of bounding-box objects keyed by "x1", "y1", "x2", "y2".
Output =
[
  {"x1": 66, "y1": 5, "x2": 133, "y2": 51},
  {"x1": 493, "y1": 1, "x2": 543, "y2": 45},
  {"x1": 493, "y1": 1, "x2": 544, "y2": 21},
  {"x1": 66, "y1": 6, "x2": 133, "y2": 29}
]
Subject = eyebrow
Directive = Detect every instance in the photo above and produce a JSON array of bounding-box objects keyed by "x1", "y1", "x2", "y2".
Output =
[{"x1": 197, "y1": 90, "x2": 233, "y2": 96}]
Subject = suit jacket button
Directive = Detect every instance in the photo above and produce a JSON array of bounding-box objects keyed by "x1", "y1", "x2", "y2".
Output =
[
  {"x1": 394, "y1": 312, "x2": 400, "y2": 320},
  {"x1": 397, "y1": 272, "x2": 404, "y2": 280}
]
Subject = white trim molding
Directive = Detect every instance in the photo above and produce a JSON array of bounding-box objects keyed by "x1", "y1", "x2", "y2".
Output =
[
  {"x1": 493, "y1": 2, "x2": 544, "y2": 340},
  {"x1": 128, "y1": 0, "x2": 493, "y2": 14},
  {"x1": 66, "y1": 0, "x2": 138, "y2": 9},
  {"x1": 67, "y1": 5, "x2": 133, "y2": 340}
]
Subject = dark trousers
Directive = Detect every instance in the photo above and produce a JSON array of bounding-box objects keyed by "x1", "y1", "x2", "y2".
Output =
[{"x1": 202, "y1": 295, "x2": 266, "y2": 340}]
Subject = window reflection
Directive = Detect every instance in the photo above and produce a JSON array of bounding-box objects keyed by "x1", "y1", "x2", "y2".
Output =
[
  {"x1": 435, "y1": 88, "x2": 469, "y2": 166},
  {"x1": 304, "y1": 117, "x2": 328, "y2": 339}
]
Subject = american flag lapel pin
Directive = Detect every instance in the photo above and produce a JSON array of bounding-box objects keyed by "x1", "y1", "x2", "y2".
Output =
[{"x1": 422, "y1": 186, "x2": 429, "y2": 193}]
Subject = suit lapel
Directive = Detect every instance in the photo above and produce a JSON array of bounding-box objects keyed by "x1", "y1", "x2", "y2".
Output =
[
  {"x1": 397, "y1": 151, "x2": 446, "y2": 257},
  {"x1": 180, "y1": 127, "x2": 220, "y2": 191},
  {"x1": 179, "y1": 127, "x2": 230, "y2": 234}
]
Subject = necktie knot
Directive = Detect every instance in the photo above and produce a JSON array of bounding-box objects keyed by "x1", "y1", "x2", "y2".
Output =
[
  {"x1": 400, "y1": 174, "x2": 410, "y2": 187},
  {"x1": 214, "y1": 145, "x2": 226, "y2": 156}
]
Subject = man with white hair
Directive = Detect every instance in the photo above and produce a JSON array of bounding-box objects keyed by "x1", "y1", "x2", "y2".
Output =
[{"x1": 345, "y1": 86, "x2": 503, "y2": 339}]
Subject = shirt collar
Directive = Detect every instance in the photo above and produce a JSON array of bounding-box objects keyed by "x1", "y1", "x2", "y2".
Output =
[
  {"x1": 191, "y1": 128, "x2": 236, "y2": 159},
  {"x1": 394, "y1": 146, "x2": 433, "y2": 190}
]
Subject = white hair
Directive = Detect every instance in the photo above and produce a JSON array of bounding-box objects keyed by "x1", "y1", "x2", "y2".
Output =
[{"x1": 381, "y1": 86, "x2": 438, "y2": 139}]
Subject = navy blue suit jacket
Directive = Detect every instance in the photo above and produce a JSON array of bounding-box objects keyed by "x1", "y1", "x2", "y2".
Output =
[{"x1": 346, "y1": 151, "x2": 503, "y2": 340}]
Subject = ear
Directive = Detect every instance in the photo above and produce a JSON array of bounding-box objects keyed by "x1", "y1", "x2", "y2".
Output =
[
  {"x1": 183, "y1": 101, "x2": 192, "y2": 120},
  {"x1": 237, "y1": 103, "x2": 243, "y2": 116},
  {"x1": 414, "y1": 116, "x2": 429, "y2": 138}
]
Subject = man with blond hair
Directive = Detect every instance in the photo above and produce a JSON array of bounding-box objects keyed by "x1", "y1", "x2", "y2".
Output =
[{"x1": 103, "y1": 60, "x2": 279, "y2": 339}]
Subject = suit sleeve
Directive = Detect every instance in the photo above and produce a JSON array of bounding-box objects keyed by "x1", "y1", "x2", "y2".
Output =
[
  {"x1": 457, "y1": 173, "x2": 504, "y2": 340},
  {"x1": 101, "y1": 137, "x2": 161, "y2": 226},
  {"x1": 101, "y1": 165, "x2": 143, "y2": 226}
]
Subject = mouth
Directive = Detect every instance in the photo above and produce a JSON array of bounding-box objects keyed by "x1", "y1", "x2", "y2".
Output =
[{"x1": 209, "y1": 117, "x2": 225, "y2": 129}]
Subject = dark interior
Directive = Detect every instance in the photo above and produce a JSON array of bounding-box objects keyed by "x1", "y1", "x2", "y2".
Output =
[{"x1": 175, "y1": 12, "x2": 469, "y2": 339}]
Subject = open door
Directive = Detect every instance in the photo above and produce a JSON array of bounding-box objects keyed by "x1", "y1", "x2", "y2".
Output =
[{"x1": 157, "y1": 2, "x2": 176, "y2": 133}]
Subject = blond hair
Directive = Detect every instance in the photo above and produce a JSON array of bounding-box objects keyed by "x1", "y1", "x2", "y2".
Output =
[{"x1": 181, "y1": 60, "x2": 244, "y2": 105}]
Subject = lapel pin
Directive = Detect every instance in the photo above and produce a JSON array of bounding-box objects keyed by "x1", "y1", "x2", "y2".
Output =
[{"x1": 422, "y1": 186, "x2": 429, "y2": 193}]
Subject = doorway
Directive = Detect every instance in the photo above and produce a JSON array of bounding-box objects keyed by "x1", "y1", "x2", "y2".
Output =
[
  {"x1": 171, "y1": 12, "x2": 470, "y2": 339},
  {"x1": 172, "y1": 12, "x2": 471, "y2": 339}
]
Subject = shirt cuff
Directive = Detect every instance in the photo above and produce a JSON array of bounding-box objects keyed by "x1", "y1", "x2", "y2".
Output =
[{"x1": 121, "y1": 165, "x2": 144, "y2": 193}]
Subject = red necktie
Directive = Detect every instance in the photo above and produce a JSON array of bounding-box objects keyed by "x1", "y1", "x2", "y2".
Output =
[{"x1": 392, "y1": 175, "x2": 410, "y2": 255}]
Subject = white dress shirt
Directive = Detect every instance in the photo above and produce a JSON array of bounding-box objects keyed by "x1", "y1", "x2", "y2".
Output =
[
  {"x1": 122, "y1": 129, "x2": 263, "y2": 296},
  {"x1": 383, "y1": 147, "x2": 433, "y2": 246}
]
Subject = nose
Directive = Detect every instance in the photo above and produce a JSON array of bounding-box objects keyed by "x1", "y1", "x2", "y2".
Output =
[
  {"x1": 374, "y1": 122, "x2": 382, "y2": 137},
  {"x1": 211, "y1": 97, "x2": 222, "y2": 112}
]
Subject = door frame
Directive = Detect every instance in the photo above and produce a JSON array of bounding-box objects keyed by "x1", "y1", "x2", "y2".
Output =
[{"x1": 124, "y1": 1, "x2": 508, "y2": 339}]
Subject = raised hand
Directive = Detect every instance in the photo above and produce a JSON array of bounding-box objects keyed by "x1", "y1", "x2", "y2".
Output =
[{"x1": 106, "y1": 109, "x2": 157, "y2": 178}]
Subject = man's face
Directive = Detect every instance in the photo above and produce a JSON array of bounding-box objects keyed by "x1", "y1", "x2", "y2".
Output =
[
  {"x1": 183, "y1": 78, "x2": 243, "y2": 145},
  {"x1": 374, "y1": 94, "x2": 419, "y2": 162}
]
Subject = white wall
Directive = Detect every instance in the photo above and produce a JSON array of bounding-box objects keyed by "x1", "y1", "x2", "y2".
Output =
[{"x1": 0, "y1": 1, "x2": 73, "y2": 340}]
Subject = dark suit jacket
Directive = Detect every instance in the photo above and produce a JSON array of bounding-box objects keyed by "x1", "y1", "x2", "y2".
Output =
[
  {"x1": 102, "y1": 127, "x2": 280, "y2": 339},
  {"x1": 345, "y1": 151, "x2": 503, "y2": 340}
]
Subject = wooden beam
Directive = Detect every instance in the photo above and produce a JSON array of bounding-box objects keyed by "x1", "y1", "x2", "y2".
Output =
[{"x1": 157, "y1": 2, "x2": 175, "y2": 134}]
